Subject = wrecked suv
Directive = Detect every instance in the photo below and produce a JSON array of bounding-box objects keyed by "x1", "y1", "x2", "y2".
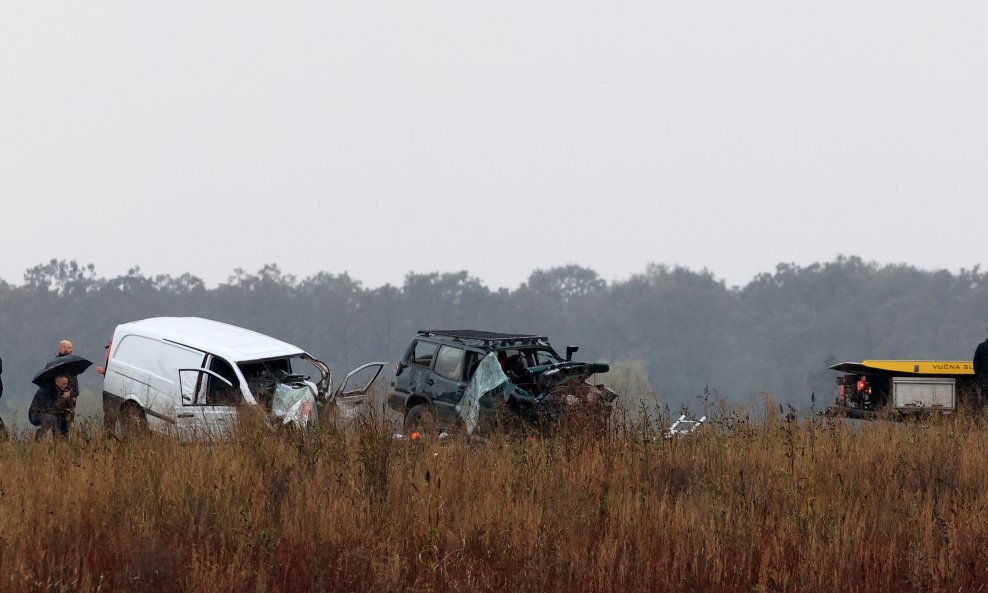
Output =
[{"x1": 387, "y1": 330, "x2": 618, "y2": 436}]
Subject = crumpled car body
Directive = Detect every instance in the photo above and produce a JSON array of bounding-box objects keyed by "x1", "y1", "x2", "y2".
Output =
[
  {"x1": 386, "y1": 330, "x2": 618, "y2": 436},
  {"x1": 100, "y1": 317, "x2": 333, "y2": 441}
]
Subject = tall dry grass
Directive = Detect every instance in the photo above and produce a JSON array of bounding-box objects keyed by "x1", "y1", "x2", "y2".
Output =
[{"x1": 2, "y1": 403, "x2": 988, "y2": 592}]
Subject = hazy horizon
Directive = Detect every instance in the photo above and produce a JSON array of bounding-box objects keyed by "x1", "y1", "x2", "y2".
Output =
[{"x1": 0, "y1": 254, "x2": 979, "y2": 291}]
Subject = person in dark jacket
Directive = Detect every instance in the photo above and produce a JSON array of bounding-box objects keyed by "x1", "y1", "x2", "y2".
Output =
[
  {"x1": 0, "y1": 356, "x2": 6, "y2": 438},
  {"x1": 29, "y1": 373, "x2": 75, "y2": 439},
  {"x1": 56, "y1": 341, "x2": 79, "y2": 388},
  {"x1": 975, "y1": 332, "x2": 988, "y2": 392},
  {"x1": 55, "y1": 340, "x2": 80, "y2": 426}
]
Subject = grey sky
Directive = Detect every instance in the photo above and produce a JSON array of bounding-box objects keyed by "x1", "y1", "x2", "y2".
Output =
[{"x1": 2, "y1": 1, "x2": 985, "y2": 289}]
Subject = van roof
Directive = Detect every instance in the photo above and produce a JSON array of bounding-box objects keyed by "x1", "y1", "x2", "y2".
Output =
[{"x1": 116, "y1": 317, "x2": 307, "y2": 362}]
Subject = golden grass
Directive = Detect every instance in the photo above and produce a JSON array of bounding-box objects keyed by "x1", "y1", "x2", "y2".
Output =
[{"x1": 2, "y1": 405, "x2": 988, "y2": 592}]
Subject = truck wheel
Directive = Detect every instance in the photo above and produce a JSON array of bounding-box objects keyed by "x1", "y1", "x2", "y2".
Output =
[
  {"x1": 119, "y1": 402, "x2": 149, "y2": 439},
  {"x1": 404, "y1": 403, "x2": 436, "y2": 437}
]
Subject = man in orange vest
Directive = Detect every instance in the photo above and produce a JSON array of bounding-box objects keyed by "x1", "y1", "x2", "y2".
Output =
[{"x1": 854, "y1": 375, "x2": 869, "y2": 408}]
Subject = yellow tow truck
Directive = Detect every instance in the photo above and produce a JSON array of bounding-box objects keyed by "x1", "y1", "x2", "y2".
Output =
[{"x1": 828, "y1": 360, "x2": 975, "y2": 419}]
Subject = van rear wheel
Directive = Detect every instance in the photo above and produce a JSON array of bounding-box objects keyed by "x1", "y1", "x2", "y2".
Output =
[{"x1": 119, "y1": 402, "x2": 149, "y2": 439}]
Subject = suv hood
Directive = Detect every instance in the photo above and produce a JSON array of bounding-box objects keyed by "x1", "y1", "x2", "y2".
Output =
[{"x1": 532, "y1": 362, "x2": 609, "y2": 391}]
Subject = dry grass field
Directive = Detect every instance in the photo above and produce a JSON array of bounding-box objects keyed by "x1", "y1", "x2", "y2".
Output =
[{"x1": 2, "y1": 403, "x2": 988, "y2": 592}]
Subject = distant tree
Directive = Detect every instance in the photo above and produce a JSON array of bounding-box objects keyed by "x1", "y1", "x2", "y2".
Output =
[
  {"x1": 154, "y1": 273, "x2": 206, "y2": 294},
  {"x1": 519, "y1": 265, "x2": 606, "y2": 305},
  {"x1": 23, "y1": 259, "x2": 100, "y2": 296},
  {"x1": 223, "y1": 263, "x2": 297, "y2": 292}
]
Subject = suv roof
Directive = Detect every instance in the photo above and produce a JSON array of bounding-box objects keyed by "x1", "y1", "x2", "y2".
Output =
[{"x1": 417, "y1": 329, "x2": 549, "y2": 348}]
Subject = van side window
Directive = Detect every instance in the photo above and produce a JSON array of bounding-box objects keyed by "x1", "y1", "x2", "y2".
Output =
[
  {"x1": 433, "y1": 346, "x2": 465, "y2": 381},
  {"x1": 113, "y1": 335, "x2": 161, "y2": 373},
  {"x1": 206, "y1": 357, "x2": 241, "y2": 406},
  {"x1": 179, "y1": 370, "x2": 206, "y2": 405},
  {"x1": 408, "y1": 341, "x2": 439, "y2": 368}
]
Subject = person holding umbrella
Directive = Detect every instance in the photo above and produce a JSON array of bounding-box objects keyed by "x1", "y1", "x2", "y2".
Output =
[
  {"x1": 29, "y1": 374, "x2": 75, "y2": 438},
  {"x1": 29, "y1": 354, "x2": 92, "y2": 439},
  {"x1": 55, "y1": 340, "x2": 80, "y2": 423}
]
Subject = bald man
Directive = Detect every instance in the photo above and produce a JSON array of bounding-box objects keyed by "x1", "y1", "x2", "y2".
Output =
[{"x1": 55, "y1": 339, "x2": 80, "y2": 427}]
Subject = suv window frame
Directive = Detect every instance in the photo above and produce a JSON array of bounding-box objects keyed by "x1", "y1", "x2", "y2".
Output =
[
  {"x1": 433, "y1": 344, "x2": 467, "y2": 382},
  {"x1": 407, "y1": 340, "x2": 441, "y2": 369}
]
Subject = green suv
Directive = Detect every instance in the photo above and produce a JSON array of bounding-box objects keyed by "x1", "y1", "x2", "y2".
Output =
[{"x1": 386, "y1": 330, "x2": 617, "y2": 435}]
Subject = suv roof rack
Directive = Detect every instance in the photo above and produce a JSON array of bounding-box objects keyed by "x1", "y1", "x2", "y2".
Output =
[{"x1": 417, "y1": 329, "x2": 547, "y2": 344}]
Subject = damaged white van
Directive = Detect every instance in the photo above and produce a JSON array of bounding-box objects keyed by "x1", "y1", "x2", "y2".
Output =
[{"x1": 99, "y1": 317, "x2": 331, "y2": 439}]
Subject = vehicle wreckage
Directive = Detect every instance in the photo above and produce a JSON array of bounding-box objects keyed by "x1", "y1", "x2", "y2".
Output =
[
  {"x1": 370, "y1": 330, "x2": 620, "y2": 436},
  {"x1": 100, "y1": 317, "x2": 334, "y2": 439}
]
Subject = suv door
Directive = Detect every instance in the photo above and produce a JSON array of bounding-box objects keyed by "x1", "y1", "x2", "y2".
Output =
[
  {"x1": 429, "y1": 345, "x2": 468, "y2": 425},
  {"x1": 395, "y1": 340, "x2": 439, "y2": 398}
]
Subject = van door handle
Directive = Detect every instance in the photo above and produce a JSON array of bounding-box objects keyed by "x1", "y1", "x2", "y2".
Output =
[
  {"x1": 177, "y1": 413, "x2": 195, "y2": 418},
  {"x1": 426, "y1": 379, "x2": 435, "y2": 386}
]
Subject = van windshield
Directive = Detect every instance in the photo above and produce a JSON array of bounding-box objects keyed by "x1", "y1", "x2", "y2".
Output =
[{"x1": 239, "y1": 357, "x2": 322, "y2": 408}]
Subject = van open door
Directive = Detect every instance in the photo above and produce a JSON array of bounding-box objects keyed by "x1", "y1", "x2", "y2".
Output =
[{"x1": 177, "y1": 365, "x2": 240, "y2": 440}]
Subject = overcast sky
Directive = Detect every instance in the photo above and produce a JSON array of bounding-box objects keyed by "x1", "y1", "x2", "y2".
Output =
[{"x1": 1, "y1": 1, "x2": 985, "y2": 289}]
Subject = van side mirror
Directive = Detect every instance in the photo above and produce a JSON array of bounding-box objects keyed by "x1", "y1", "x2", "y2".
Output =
[{"x1": 565, "y1": 346, "x2": 579, "y2": 362}]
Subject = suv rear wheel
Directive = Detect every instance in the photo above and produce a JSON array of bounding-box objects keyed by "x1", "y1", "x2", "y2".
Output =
[{"x1": 404, "y1": 403, "x2": 437, "y2": 436}]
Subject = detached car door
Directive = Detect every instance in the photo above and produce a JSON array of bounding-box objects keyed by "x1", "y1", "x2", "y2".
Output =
[{"x1": 331, "y1": 362, "x2": 387, "y2": 420}]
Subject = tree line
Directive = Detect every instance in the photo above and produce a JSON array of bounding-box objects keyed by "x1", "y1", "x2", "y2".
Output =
[{"x1": 1, "y1": 257, "x2": 985, "y2": 424}]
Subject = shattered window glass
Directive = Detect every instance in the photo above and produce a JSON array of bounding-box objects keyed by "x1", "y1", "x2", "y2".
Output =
[
  {"x1": 271, "y1": 382, "x2": 318, "y2": 427},
  {"x1": 533, "y1": 349, "x2": 561, "y2": 366},
  {"x1": 433, "y1": 346, "x2": 465, "y2": 381},
  {"x1": 455, "y1": 352, "x2": 508, "y2": 435}
]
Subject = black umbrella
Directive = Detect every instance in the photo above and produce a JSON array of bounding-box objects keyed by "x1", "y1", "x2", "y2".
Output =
[{"x1": 32, "y1": 354, "x2": 93, "y2": 387}]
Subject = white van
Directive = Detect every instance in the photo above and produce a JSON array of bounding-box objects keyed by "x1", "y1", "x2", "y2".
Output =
[{"x1": 99, "y1": 317, "x2": 331, "y2": 439}]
